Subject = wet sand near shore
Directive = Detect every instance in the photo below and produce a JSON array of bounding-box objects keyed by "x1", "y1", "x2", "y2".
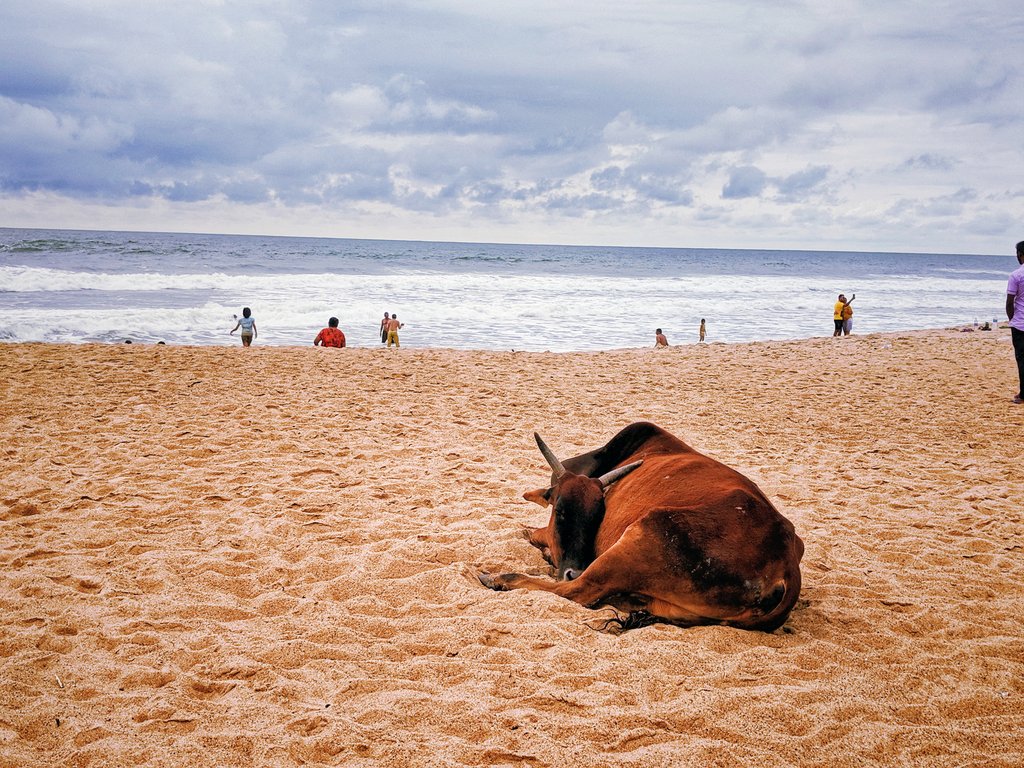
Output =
[{"x1": 1, "y1": 329, "x2": 1022, "y2": 767}]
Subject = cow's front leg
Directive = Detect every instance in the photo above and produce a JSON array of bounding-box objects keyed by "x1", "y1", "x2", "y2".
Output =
[
  {"x1": 479, "y1": 532, "x2": 645, "y2": 608},
  {"x1": 479, "y1": 571, "x2": 559, "y2": 592},
  {"x1": 478, "y1": 570, "x2": 613, "y2": 606}
]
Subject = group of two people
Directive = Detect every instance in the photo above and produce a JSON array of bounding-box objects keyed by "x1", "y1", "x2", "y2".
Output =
[
  {"x1": 833, "y1": 293, "x2": 856, "y2": 336},
  {"x1": 379, "y1": 312, "x2": 404, "y2": 347}
]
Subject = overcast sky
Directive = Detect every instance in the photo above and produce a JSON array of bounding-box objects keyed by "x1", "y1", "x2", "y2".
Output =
[{"x1": 2, "y1": 1, "x2": 1022, "y2": 252}]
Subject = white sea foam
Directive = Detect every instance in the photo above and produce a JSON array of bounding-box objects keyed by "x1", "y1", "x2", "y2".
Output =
[
  {"x1": 0, "y1": 265, "x2": 212, "y2": 292},
  {"x1": 0, "y1": 229, "x2": 1010, "y2": 350}
]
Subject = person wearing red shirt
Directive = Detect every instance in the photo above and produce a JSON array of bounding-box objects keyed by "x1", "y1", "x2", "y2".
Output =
[{"x1": 313, "y1": 317, "x2": 346, "y2": 348}]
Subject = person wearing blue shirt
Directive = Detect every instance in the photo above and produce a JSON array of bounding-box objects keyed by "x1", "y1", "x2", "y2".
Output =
[{"x1": 230, "y1": 307, "x2": 258, "y2": 347}]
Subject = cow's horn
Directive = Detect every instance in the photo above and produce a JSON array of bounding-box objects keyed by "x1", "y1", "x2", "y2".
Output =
[
  {"x1": 597, "y1": 460, "x2": 643, "y2": 488},
  {"x1": 534, "y1": 432, "x2": 566, "y2": 478}
]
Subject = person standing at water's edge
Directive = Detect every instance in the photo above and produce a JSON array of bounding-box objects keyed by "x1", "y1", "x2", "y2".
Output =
[
  {"x1": 386, "y1": 314, "x2": 404, "y2": 348},
  {"x1": 380, "y1": 312, "x2": 390, "y2": 344},
  {"x1": 1006, "y1": 241, "x2": 1024, "y2": 404},
  {"x1": 699, "y1": 319, "x2": 706, "y2": 343},
  {"x1": 833, "y1": 295, "x2": 846, "y2": 336},
  {"x1": 314, "y1": 317, "x2": 346, "y2": 348},
  {"x1": 842, "y1": 293, "x2": 856, "y2": 335},
  {"x1": 833, "y1": 294, "x2": 854, "y2": 337},
  {"x1": 230, "y1": 307, "x2": 257, "y2": 347}
]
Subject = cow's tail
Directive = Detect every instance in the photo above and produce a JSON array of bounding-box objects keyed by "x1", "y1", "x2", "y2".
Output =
[{"x1": 587, "y1": 610, "x2": 663, "y2": 634}]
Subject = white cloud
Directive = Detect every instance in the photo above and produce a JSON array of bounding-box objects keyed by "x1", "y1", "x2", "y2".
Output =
[
  {"x1": 0, "y1": 96, "x2": 131, "y2": 152},
  {"x1": 328, "y1": 85, "x2": 392, "y2": 128}
]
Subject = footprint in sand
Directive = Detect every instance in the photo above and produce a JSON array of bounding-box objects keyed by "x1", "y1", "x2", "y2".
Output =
[
  {"x1": 286, "y1": 714, "x2": 330, "y2": 737},
  {"x1": 47, "y1": 575, "x2": 104, "y2": 594},
  {"x1": 187, "y1": 678, "x2": 237, "y2": 700}
]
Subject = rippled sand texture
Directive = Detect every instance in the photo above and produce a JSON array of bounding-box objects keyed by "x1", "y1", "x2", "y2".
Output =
[{"x1": 2, "y1": 330, "x2": 1022, "y2": 767}]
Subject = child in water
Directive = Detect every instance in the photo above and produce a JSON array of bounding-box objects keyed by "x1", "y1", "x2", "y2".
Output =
[
  {"x1": 230, "y1": 307, "x2": 257, "y2": 347},
  {"x1": 699, "y1": 318, "x2": 706, "y2": 342}
]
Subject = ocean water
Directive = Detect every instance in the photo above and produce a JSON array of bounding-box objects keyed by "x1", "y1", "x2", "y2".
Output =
[{"x1": 0, "y1": 228, "x2": 1011, "y2": 351}]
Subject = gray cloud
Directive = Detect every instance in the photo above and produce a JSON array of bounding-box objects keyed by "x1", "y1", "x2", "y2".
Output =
[
  {"x1": 775, "y1": 166, "x2": 830, "y2": 200},
  {"x1": 901, "y1": 154, "x2": 956, "y2": 172},
  {"x1": 722, "y1": 167, "x2": 768, "y2": 199}
]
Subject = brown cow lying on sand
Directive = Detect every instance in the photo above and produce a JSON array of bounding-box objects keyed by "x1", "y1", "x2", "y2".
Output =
[{"x1": 479, "y1": 422, "x2": 804, "y2": 631}]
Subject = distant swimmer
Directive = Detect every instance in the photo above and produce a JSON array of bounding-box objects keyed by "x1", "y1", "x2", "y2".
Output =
[
  {"x1": 314, "y1": 317, "x2": 346, "y2": 347},
  {"x1": 385, "y1": 313, "x2": 404, "y2": 348},
  {"x1": 380, "y1": 312, "x2": 390, "y2": 344},
  {"x1": 230, "y1": 307, "x2": 257, "y2": 347},
  {"x1": 655, "y1": 328, "x2": 669, "y2": 347}
]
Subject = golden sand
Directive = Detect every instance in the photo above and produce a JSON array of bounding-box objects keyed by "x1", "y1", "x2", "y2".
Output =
[{"x1": 1, "y1": 329, "x2": 1022, "y2": 767}]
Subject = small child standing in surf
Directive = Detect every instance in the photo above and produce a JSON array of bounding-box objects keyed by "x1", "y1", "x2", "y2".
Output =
[{"x1": 230, "y1": 307, "x2": 257, "y2": 347}]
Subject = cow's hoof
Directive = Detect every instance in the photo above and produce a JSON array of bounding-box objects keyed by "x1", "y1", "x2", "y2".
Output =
[{"x1": 478, "y1": 572, "x2": 507, "y2": 591}]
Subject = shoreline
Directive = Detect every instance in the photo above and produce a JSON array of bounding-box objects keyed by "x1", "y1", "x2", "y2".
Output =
[
  {"x1": 0, "y1": 320, "x2": 1010, "y2": 353},
  {"x1": 2, "y1": 331, "x2": 1022, "y2": 766}
]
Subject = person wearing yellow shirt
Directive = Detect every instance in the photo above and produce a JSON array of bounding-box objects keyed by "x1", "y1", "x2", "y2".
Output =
[
  {"x1": 833, "y1": 293, "x2": 855, "y2": 337},
  {"x1": 842, "y1": 293, "x2": 856, "y2": 335}
]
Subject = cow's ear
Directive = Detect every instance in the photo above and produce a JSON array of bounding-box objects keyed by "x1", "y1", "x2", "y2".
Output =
[{"x1": 523, "y1": 487, "x2": 552, "y2": 507}]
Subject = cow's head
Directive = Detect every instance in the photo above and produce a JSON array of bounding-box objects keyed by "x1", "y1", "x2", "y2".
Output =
[{"x1": 526, "y1": 433, "x2": 642, "y2": 581}]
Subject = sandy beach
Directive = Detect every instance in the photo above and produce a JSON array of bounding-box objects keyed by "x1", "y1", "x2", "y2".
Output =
[{"x1": 2, "y1": 329, "x2": 1022, "y2": 767}]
